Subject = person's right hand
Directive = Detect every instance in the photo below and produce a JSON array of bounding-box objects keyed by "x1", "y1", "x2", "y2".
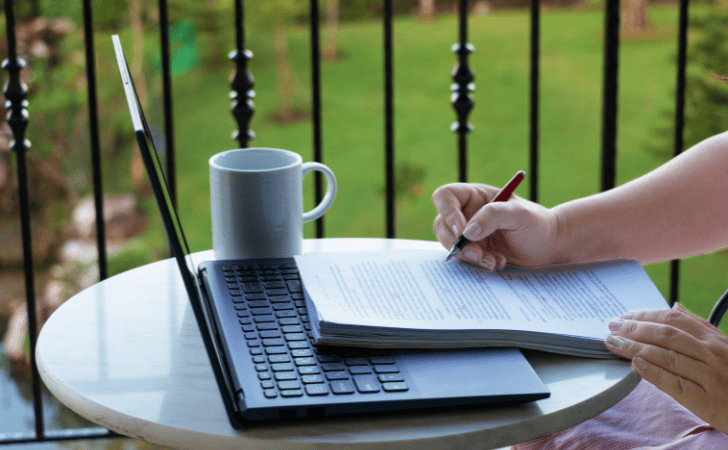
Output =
[{"x1": 432, "y1": 182, "x2": 561, "y2": 269}]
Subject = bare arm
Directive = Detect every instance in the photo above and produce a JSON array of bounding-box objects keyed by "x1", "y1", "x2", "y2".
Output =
[
  {"x1": 551, "y1": 130, "x2": 728, "y2": 265},
  {"x1": 432, "y1": 131, "x2": 728, "y2": 269}
]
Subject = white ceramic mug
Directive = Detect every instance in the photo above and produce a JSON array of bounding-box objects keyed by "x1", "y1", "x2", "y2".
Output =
[{"x1": 209, "y1": 148, "x2": 336, "y2": 260}]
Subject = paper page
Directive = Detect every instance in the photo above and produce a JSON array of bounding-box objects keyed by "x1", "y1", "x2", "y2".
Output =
[{"x1": 294, "y1": 249, "x2": 668, "y2": 339}]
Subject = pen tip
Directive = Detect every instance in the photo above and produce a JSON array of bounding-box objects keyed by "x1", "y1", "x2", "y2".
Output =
[{"x1": 445, "y1": 247, "x2": 458, "y2": 262}]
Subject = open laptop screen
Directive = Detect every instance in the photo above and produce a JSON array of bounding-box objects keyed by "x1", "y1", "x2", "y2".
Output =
[{"x1": 112, "y1": 35, "x2": 196, "y2": 280}]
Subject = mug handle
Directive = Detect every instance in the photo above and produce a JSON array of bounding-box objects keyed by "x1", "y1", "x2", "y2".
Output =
[{"x1": 301, "y1": 162, "x2": 337, "y2": 223}]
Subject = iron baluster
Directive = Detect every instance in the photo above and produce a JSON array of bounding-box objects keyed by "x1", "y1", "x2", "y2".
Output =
[
  {"x1": 451, "y1": 0, "x2": 474, "y2": 183},
  {"x1": 231, "y1": 0, "x2": 255, "y2": 147},
  {"x1": 3, "y1": 0, "x2": 44, "y2": 439}
]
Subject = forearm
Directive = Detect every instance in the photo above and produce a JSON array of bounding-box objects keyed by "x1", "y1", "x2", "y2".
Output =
[{"x1": 550, "y1": 131, "x2": 728, "y2": 265}]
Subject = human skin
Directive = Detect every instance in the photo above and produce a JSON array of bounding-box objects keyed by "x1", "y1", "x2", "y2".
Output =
[{"x1": 431, "y1": 130, "x2": 728, "y2": 434}]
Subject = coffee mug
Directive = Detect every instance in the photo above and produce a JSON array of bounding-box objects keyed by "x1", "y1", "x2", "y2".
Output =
[{"x1": 209, "y1": 148, "x2": 336, "y2": 260}]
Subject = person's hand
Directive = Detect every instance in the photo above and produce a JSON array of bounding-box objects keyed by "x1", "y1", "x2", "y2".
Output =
[
  {"x1": 431, "y1": 182, "x2": 560, "y2": 269},
  {"x1": 606, "y1": 303, "x2": 728, "y2": 434}
]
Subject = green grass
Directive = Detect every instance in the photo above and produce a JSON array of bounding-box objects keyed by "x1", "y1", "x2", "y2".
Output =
[{"x1": 109, "y1": 5, "x2": 728, "y2": 322}]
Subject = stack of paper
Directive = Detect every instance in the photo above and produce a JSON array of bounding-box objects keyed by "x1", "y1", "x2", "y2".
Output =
[{"x1": 294, "y1": 249, "x2": 669, "y2": 358}]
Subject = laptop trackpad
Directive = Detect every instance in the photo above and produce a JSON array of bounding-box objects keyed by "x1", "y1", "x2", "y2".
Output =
[{"x1": 395, "y1": 348, "x2": 547, "y2": 398}]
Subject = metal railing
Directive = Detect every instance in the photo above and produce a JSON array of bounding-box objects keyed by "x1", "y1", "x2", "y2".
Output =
[{"x1": 1, "y1": 0, "x2": 690, "y2": 444}]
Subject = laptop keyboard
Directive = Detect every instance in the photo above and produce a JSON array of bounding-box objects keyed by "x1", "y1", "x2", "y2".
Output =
[{"x1": 222, "y1": 263, "x2": 409, "y2": 399}]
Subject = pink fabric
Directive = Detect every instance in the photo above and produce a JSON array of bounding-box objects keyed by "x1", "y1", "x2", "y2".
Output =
[{"x1": 512, "y1": 380, "x2": 728, "y2": 450}]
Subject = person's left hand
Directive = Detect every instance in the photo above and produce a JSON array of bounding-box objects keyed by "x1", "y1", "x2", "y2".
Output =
[{"x1": 605, "y1": 303, "x2": 728, "y2": 434}]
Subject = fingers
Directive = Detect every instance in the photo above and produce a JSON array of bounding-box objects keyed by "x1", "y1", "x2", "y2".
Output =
[
  {"x1": 631, "y1": 356, "x2": 707, "y2": 416},
  {"x1": 608, "y1": 315, "x2": 713, "y2": 363},
  {"x1": 604, "y1": 305, "x2": 716, "y2": 413},
  {"x1": 432, "y1": 183, "x2": 494, "y2": 254},
  {"x1": 623, "y1": 303, "x2": 717, "y2": 342}
]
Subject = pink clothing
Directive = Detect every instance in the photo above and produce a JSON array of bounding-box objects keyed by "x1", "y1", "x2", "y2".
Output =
[{"x1": 512, "y1": 380, "x2": 728, "y2": 450}]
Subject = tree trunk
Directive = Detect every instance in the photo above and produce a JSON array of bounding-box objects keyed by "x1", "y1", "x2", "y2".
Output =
[
  {"x1": 128, "y1": 0, "x2": 147, "y2": 191},
  {"x1": 419, "y1": 0, "x2": 435, "y2": 20},
  {"x1": 273, "y1": 26, "x2": 295, "y2": 119},
  {"x1": 622, "y1": 0, "x2": 649, "y2": 35},
  {"x1": 322, "y1": 0, "x2": 340, "y2": 60}
]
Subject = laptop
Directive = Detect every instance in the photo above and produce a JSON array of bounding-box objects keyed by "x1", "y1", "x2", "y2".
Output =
[{"x1": 112, "y1": 35, "x2": 550, "y2": 427}]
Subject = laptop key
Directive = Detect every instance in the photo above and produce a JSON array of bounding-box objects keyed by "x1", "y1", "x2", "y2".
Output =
[
  {"x1": 286, "y1": 280, "x2": 303, "y2": 292},
  {"x1": 263, "y1": 346, "x2": 286, "y2": 356},
  {"x1": 262, "y1": 338, "x2": 285, "y2": 347},
  {"x1": 268, "y1": 354, "x2": 290, "y2": 363},
  {"x1": 301, "y1": 374, "x2": 325, "y2": 384},
  {"x1": 348, "y1": 366, "x2": 373, "y2": 375},
  {"x1": 280, "y1": 389, "x2": 304, "y2": 398},
  {"x1": 264, "y1": 281, "x2": 285, "y2": 289},
  {"x1": 294, "y1": 357, "x2": 316, "y2": 366},
  {"x1": 263, "y1": 389, "x2": 277, "y2": 399},
  {"x1": 242, "y1": 282, "x2": 263, "y2": 293},
  {"x1": 325, "y1": 371, "x2": 349, "y2": 381},
  {"x1": 344, "y1": 358, "x2": 368, "y2": 366},
  {"x1": 321, "y1": 362, "x2": 346, "y2": 372},
  {"x1": 287, "y1": 341, "x2": 309, "y2": 349},
  {"x1": 370, "y1": 356, "x2": 395, "y2": 365},
  {"x1": 373, "y1": 364, "x2": 400, "y2": 374},
  {"x1": 305, "y1": 384, "x2": 329, "y2": 396},
  {"x1": 378, "y1": 373, "x2": 404, "y2": 382},
  {"x1": 278, "y1": 380, "x2": 301, "y2": 390},
  {"x1": 353, "y1": 375, "x2": 380, "y2": 393},
  {"x1": 330, "y1": 380, "x2": 355, "y2": 395},
  {"x1": 260, "y1": 330, "x2": 281, "y2": 339},
  {"x1": 284, "y1": 333, "x2": 306, "y2": 341},
  {"x1": 271, "y1": 363, "x2": 294, "y2": 372},
  {"x1": 274, "y1": 372, "x2": 297, "y2": 381},
  {"x1": 382, "y1": 382, "x2": 408, "y2": 392}
]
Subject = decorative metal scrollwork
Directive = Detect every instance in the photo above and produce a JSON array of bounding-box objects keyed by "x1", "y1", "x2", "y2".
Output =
[
  {"x1": 3, "y1": 55, "x2": 30, "y2": 154},
  {"x1": 450, "y1": 42, "x2": 474, "y2": 135}
]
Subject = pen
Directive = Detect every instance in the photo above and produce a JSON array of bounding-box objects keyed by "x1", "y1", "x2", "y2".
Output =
[{"x1": 445, "y1": 170, "x2": 526, "y2": 262}]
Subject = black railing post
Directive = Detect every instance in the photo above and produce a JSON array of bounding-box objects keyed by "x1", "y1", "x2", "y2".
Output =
[
  {"x1": 529, "y1": 0, "x2": 540, "y2": 202},
  {"x1": 384, "y1": 0, "x2": 395, "y2": 238},
  {"x1": 600, "y1": 0, "x2": 620, "y2": 192},
  {"x1": 310, "y1": 0, "x2": 325, "y2": 238},
  {"x1": 451, "y1": 0, "x2": 474, "y2": 183},
  {"x1": 230, "y1": 0, "x2": 255, "y2": 148},
  {"x1": 3, "y1": 0, "x2": 45, "y2": 439},
  {"x1": 82, "y1": 0, "x2": 108, "y2": 280},
  {"x1": 669, "y1": 0, "x2": 690, "y2": 306}
]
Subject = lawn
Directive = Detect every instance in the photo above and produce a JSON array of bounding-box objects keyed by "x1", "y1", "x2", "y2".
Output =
[{"x1": 109, "y1": 5, "x2": 728, "y2": 323}]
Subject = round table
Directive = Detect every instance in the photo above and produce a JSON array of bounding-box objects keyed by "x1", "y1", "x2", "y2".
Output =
[{"x1": 37, "y1": 238, "x2": 639, "y2": 450}]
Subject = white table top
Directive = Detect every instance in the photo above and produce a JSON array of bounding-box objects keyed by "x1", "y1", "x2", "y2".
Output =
[{"x1": 37, "y1": 238, "x2": 639, "y2": 450}]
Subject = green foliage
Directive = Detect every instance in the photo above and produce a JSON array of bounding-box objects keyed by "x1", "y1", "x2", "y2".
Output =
[
  {"x1": 647, "y1": 7, "x2": 728, "y2": 158},
  {"x1": 39, "y1": 0, "x2": 128, "y2": 30}
]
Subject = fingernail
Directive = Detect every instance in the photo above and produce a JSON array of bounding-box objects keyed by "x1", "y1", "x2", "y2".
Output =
[
  {"x1": 452, "y1": 224, "x2": 461, "y2": 237},
  {"x1": 621, "y1": 313, "x2": 633, "y2": 320},
  {"x1": 462, "y1": 250, "x2": 478, "y2": 264},
  {"x1": 479, "y1": 256, "x2": 495, "y2": 270},
  {"x1": 463, "y1": 223, "x2": 482, "y2": 240},
  {"x1": 608, "y1": 320, "x2": 622, "y2": 331},
  {"x1": 605, "y1": 335, "x2": 625, "y2": 349},
  {"x1": 633, "y1": 357, "x2": 649, "y2": 371}
]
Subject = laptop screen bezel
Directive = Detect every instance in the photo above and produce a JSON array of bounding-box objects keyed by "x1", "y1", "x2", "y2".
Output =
[
  {"x1": 112, "y1": 35, "x2": 198, "y2": 292},
  {"x1": 112, "y1": 35, "x2": 245, "y2": 428}
]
